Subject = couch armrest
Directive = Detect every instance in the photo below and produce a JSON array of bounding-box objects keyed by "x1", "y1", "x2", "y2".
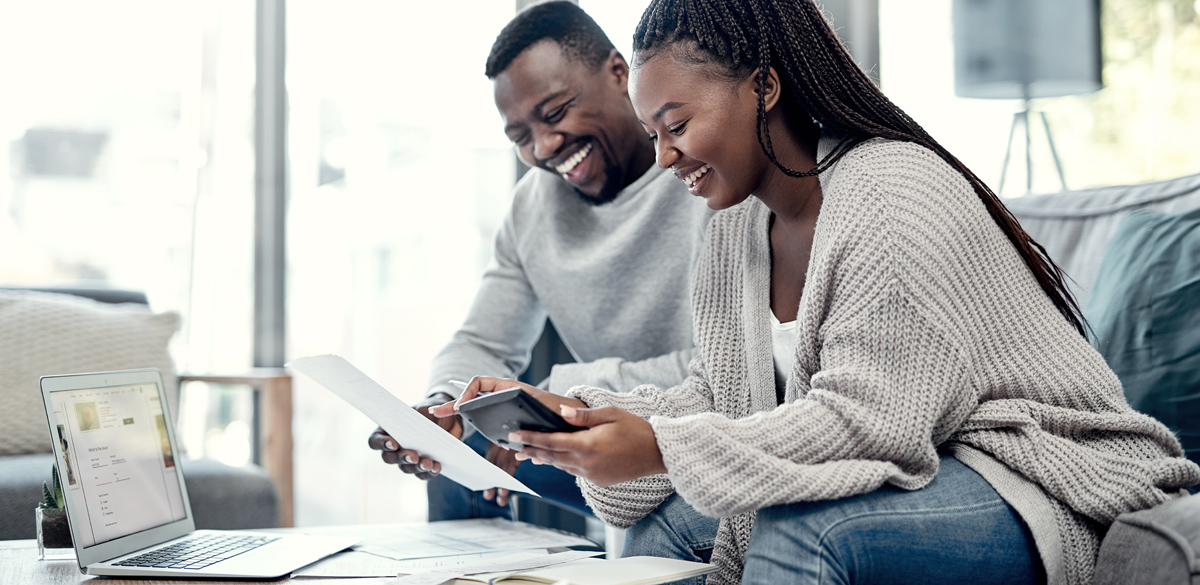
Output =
[{"x1": 178, "y1": 369, "x2": 293, "y2": 527}]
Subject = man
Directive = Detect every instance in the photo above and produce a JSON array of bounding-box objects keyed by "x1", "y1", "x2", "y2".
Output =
[{"x1": 367, "y1": 1, "x2": 712, "y2": 521}]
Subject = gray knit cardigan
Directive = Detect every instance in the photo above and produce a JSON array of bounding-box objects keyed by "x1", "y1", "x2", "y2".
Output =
[{"x1": 566, "y1": 137, "x2": 1200, "y2": 585}]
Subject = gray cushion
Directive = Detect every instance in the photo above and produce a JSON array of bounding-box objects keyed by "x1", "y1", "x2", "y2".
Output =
[
  {"x1": 0, "y1": 289, "x2": 180, "y2": 456},
  {"x1": 1006, "y1": 172, "x2": 1200, "y2": 306},
  {"x1": 1083, "y1": 208, "x2": 1200, "y2": 465},
  {"x1": 0, "y1": 454, "x2": 278, "y2": 540},
  {"x1": 1093, "y1": 493, "x2": 1200, "y2": 585}
]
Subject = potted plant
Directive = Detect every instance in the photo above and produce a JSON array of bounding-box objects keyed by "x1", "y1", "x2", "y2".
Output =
[{"x1": 36, "y1": 465, "x2": 72, "y2": 559}]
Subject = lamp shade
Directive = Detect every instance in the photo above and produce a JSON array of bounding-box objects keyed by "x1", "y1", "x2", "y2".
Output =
[{"x1": 953, "y1": 0, "x2": 1102, "y2": 99}]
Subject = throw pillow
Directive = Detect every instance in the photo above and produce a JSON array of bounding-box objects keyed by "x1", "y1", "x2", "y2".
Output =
[
  {"x1": 0, "y1": 290, "x2": 179, "y2": 456},
  {"x1": 1085, "y1": 207, "x2": 1200, "y2": 466}
]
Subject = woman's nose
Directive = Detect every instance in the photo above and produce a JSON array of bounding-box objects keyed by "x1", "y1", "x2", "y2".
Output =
[{"x1": 655, "y1": 139, "x2": 680, "y2": 169}]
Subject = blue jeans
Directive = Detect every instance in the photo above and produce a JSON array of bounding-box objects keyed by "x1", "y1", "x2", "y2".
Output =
[
  {"x1": 426, "y1": 432, "x2": 592, "y2": 520},
  {"x1": 624, "y1": 493, "x2": 722, "y2": 585},
  {"x1": 628, "y1": 455, "x2": 1045, "y2": 585}
]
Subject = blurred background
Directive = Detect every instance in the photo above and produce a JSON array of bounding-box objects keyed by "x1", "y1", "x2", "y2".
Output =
[{"x1": 1, "y1": 0, "x2": 1197, "y2": 527}]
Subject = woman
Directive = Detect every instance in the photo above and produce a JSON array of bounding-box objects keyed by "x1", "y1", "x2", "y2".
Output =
[{"x1": 436, "y1": 1, "x2": 1200, "y2": 583}]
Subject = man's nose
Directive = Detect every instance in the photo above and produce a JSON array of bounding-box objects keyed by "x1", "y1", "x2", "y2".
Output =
[{"x1": 533, "y1": 131, "x2": 564, "y2": 163}]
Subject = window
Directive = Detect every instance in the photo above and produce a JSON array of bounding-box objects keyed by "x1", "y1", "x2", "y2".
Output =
[
  {"x1": 0, "y1": 2, "x2": 256, "y2": 375},
  {"x1": 285, "y1": 0, "x2": 517, "y2": 525}
]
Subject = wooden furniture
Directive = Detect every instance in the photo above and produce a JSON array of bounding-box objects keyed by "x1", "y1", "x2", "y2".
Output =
[{"x1": 178, "y1": 369, "x2": 295, "y2": 527}]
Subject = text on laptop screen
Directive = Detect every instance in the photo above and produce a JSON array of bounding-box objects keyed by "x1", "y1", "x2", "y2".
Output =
[{"x1": 48, "y1": 383, "x2": 186, "y2": 548}]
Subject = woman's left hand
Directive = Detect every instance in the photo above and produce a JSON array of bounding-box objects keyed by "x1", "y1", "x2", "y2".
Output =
[{"x1": 511, "y1": 405, "x2": 667, "y2": 487}]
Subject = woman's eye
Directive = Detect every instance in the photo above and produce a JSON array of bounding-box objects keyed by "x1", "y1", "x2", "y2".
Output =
[
  {"x1": 668, "y1": 121, "x2": 688, "y2": 135},
  {"x1": 647, "y1": 134, "x2": 658, "y2": 142}
]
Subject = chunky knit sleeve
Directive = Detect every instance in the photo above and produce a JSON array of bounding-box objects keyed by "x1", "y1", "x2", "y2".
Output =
[
  {"x1": 653, "y1": 276, "x2": 974, "y2": 517},
  {"x1": 564, "y1": 354, "x2": 721, "y2": 528},
  {"x1": 651, "y1": 143, "x2": 993, "y2": 518}
]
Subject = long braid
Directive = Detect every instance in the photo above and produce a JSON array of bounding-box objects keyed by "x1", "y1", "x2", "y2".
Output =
[{"x1": 633, "y1": 0, "x2": 1088, "y2": 338}]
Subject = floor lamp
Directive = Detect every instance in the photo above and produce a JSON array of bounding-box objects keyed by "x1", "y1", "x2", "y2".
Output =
[{"x1": 952, "y1": 0, "x2": 1103, "y2": 196}]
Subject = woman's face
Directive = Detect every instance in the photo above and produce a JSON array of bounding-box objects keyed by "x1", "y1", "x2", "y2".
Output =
[{"x1": 629, "y1": 49, "x2": 769, "y2": 210}]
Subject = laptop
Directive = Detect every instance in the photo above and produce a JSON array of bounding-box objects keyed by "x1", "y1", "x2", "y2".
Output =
[{"x1": 40, "y1": 368, "x2": 360, "y2": 577}]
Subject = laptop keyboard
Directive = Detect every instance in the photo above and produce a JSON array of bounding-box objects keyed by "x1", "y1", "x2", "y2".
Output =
[{"x1": 112, "y1": 534, "x2": 281, "y2": 570}]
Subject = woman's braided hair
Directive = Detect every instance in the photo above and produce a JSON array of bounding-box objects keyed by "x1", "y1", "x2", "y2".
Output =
[{"x1": 633, "y1": 0, "x2": 1088, "y2": 337}]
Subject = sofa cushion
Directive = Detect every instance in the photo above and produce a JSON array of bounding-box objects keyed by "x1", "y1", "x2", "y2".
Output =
[
  {"x1": 0, "y1": 453, "x2": 279, "y2": 539},
  {"x1": 1093, "y1": 493, "x2": 1200, "y2": 585},
  {"x1": 1084, "y1": 208, "x2": 1200, "y2": 465},
  {"x1": 0, "y1": 290, "x2": 179, "y2": 456},
  {"x1": 1006, "y1": 172, "x2": 1200, "y2": 306}
]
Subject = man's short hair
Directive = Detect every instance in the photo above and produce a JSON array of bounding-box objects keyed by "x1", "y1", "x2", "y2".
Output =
[{"x1": 484, "y1": 1, "x2": 616, "y2": 79}]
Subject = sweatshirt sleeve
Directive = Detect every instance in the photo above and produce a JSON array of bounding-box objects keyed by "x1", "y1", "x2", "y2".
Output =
[
  {"x1": 546, "y1": 347, "x2": 696, "y2": 395},
  {"x1": 426, "y1": 198, "x2": 547, "y2": 400}
]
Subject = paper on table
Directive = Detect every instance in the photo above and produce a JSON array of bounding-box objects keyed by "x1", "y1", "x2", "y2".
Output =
[
  {"x1": 288, "y1": 355, "x2": 535, "y2": 495},
  {"x1": 353, "y1": 518, "x2": 595, "y2": 561},
  {"x1": 292, "y1": 549, "x2": 552, "y2": 578}
]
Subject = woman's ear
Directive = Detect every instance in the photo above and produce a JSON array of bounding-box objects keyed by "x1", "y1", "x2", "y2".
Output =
[{"x1": 755, "y1": 67, "x2": 783, "y2": 113}]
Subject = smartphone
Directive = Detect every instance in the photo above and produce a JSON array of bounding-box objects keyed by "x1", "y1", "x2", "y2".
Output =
[{"x1": 457, "y1": 387, "x2": 584, "y2": 450}]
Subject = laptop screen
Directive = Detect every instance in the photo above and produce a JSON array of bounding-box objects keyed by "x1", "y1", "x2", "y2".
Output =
[{"x1": 47, "y1": 382, "x2": 187, "y2": 548}]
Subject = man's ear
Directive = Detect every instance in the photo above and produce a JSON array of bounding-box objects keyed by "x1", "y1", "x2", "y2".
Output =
[{"x1": 608, "y1": 49, "x2": 631, "y2": 92}]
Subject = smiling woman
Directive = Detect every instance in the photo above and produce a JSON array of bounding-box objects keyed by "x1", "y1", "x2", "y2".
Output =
[{"x1": 435, "y1": 1, "x2": 1200, "y2": 585}]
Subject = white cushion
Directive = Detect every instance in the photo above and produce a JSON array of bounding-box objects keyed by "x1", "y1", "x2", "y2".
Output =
[{"x1": 0, "y1": 290, "x2": 179, "y2": 456}]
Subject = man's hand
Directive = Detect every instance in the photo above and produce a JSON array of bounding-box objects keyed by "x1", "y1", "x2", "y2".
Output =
[
  {"x1": 509, "y1": 405, "x2": 667, "y2": 487},
  {"x1": 367, "y1": 392, "x2": 461, "y2": 480},
  {"x1": 481, "y1": 443, "x2": 520, "y2": 506},
  {"x1": 428, "y1": 377, "x2": 587, "y2": 503}
]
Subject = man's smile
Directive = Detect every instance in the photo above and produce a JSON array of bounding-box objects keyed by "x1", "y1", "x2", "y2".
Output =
[{"x1": 552, "y1": 141, "x2": 594, "y2": 175}]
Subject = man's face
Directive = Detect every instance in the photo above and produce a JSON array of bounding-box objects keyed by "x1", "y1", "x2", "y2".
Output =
[{"x1": 494, "y1": 40, "x2": 646, "y2": 204}]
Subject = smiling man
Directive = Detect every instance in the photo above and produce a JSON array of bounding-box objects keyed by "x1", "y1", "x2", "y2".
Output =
[{"x1": 367, "y1": 2, "x2": 714, "y2": 522}]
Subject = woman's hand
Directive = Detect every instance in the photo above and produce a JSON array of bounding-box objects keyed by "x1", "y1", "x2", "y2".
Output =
[
  {"x1": 428, "y1": 377, "x2": 586, "y2": 418},
  {"x1": 510, "y1": 405, "x2": 667, "y2": 487}
]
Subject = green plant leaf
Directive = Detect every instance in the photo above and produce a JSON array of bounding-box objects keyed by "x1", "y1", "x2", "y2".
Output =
[
  {"x1": 52, "y1": 465, "x2": 64, "y2": 507},
  {"x1": 42, "y1": 481, "x2": 56, "y2": 509}
]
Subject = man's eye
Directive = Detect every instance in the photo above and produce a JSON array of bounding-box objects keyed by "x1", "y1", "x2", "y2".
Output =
[
  {"x1": 545, "y1": 108, "x2": 566, "y2": 123},
  {"x1": 512, "y1": 134, "x2": 530, "y2": 146}
]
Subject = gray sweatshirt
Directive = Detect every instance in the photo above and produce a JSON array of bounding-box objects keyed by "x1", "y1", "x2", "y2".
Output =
[{"x1": 427, "y1": 165, "x2": 715, "y2": 399}]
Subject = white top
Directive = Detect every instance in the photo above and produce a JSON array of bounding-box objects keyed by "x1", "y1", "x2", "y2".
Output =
[{"x1": 769, "y1": 310, "x2": 797, "y2": 395}]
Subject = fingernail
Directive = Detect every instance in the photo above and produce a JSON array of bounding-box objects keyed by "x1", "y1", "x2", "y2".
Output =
[
  {"x1": 419, "y1": 462, "x2": 431, "y2": 471},
  {"x1": 385, "y1": 440, "x2": 396, "y2": 450},
  {"x1": 560, "y1": 405, "x2": 576, "y2": 418},
  {"x1": 508, "y1": 432, "x2": 520, "y2": 442},
  {"x1": 403, "y1": 454, "x2": 415, "y2": 464}
]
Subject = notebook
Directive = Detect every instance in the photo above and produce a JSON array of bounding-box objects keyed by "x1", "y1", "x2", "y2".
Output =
[{"x1": 39, "y1": 368, "x2": 359, "y2": 578}]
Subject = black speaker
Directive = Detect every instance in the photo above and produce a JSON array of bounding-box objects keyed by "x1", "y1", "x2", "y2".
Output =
[{"x1": 952, "y1": 0, "x2": 1102, "y2": 99}]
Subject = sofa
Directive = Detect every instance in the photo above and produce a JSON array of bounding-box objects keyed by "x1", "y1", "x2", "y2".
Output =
[
  {"x1": 0, "y1": 288, "x2": 291, "y2": 540},
  {"x1": 1006, "y1": 172, "x2": 1200, "y2": 584}
]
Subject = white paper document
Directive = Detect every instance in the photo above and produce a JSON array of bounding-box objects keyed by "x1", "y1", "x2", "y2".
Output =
[
  {"x1": 292, "y1": 549, "x2": 551, "y2": 578},
  {"x1": 288, "y1": 355, "x2": 535, "y2": 495},
  {"x1": 354, "y1": 518, "x2": 596, "y2": 562}
]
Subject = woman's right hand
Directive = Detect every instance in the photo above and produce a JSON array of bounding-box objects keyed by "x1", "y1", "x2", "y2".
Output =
[{"x1": 428, "y1": 376, "x2": 587, "y2": 419}]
